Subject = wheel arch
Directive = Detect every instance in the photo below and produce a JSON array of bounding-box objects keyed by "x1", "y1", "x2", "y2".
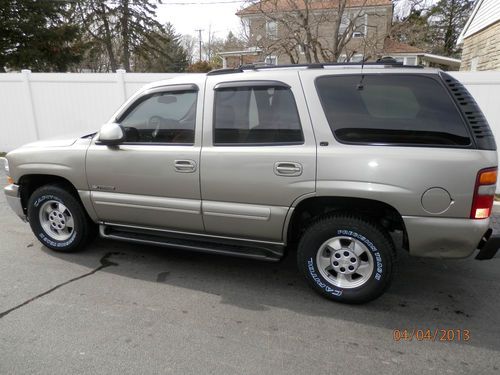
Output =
[
  {"x1": 17, "y1": 174, "x2": 96, "y2": 221},
  {"x1": 285, "y1": 196, "x2": 408, "y2": 251}
]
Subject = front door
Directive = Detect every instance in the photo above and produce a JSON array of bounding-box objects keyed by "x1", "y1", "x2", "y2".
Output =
[
  {"x1": 200, "y1": 73, "x2": 317, "y2": 242},
  {"x1": 86, "y1": 83, "x2": 204, "y2": 232}
]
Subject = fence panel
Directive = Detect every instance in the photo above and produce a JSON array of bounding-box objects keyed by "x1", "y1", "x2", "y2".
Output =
[{"x1": 0, "y1": 70, "x2": 181, "y2": 152}]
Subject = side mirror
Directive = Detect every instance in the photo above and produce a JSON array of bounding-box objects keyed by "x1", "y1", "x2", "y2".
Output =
[{"x1": 97, "y1": 123, "x2": 125, "y2": 146}]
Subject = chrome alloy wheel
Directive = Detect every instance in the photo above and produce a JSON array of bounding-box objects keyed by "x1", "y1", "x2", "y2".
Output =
[
  {"x1": 38, "y1": 200, "x2": 75, "y2": 241},
  {"x1": 316, "y1": 236, "x2": 374, "y2": 289}
]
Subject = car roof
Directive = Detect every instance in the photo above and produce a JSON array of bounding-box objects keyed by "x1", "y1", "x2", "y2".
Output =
[{"x1": 144, "y1": 63, "x2": 441, "y2": 90}]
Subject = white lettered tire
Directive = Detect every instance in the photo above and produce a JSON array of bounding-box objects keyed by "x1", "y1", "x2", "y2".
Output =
[
  {"x1": 297, "y1": 214, "x2": 396, "y2": 304},
  {"x1": 28, "y1": 184, "x2": 96, "y2": 252}
]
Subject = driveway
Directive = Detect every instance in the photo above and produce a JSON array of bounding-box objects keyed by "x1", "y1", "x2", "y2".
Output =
[{"x1": 0, "y1": 168, "x2": 499, "y2": 375}]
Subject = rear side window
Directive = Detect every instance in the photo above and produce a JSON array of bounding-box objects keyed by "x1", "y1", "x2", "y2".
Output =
[
  {"x1": 315, "y1": 74, "x2": 471, "y2": 147},
  {"x1": 213, "y1": 85, "x2": 303, "y2": 145}
]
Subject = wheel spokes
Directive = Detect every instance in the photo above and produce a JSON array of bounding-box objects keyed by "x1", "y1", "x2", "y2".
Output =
[
  {"x1": 335, "y1": 273, "x2": 352, "y2": 288},
  {"x1": 56, "y1": 202, "x2": 68, "y2": 215},
  {"x1": 327, "y1": 238, "x2": 342, "y2": 251},
  {"x1": 356, "y1": 262, "x2": 372, "y2": 277},
  {"x1": 65, "y1": 216, "x2": 74, "y2": 229}
]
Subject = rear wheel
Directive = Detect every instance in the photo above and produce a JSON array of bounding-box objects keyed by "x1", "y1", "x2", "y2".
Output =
[
  {"x1": 27, "y1": 185, "x2": 96, "y2": 252},
  {"x1": 297, "y1": 214, "x2": 396, "y2": 304}
]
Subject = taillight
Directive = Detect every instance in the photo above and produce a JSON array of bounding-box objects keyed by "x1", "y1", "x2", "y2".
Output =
[{"x1": 471, "y1": 167, "x2": 497, "y2": 219}]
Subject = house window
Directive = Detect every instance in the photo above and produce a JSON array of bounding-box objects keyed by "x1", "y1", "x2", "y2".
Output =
[
  {"x1": 242, "y1": 18, "x2": 251, "y2": 37},
  {"x1": 353, "y1": 14, "x2": 367, "y2": 38},
  {"x1": 266, "y1": 20, "x2": 277, "y2": 39},
  {"x1": 339, "y1": 15, "x2": 350, "y2": 35},
  {"x1": 265, "y1": 55, "x2": 277, "y2": 65},
  {"x1": 350, "y1": 54, "x2": 364, "y2": 63},
  {"x1": 405, "y1": 57, "x2": 417, "y2": 66}
]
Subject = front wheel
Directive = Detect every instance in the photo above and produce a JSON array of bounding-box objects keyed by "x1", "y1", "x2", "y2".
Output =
[
  {"x1": 297, "y1": 214, "x2": 396, "y2": 304},
  {"x1": 27, "y1": 184, "x2": 96, "y2": 252}
]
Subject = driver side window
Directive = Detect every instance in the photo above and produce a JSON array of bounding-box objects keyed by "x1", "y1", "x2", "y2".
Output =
[{"x1": 119, "y1": 90, "x2": 197, "y2": 144}]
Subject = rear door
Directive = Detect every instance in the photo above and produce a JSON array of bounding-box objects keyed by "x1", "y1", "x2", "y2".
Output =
[{"x1": 200, "y1": 72, "x2": 316, "y2": 242}]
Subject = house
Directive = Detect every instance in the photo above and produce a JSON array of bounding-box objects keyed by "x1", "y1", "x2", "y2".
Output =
[
  {"x1": 221, "y1": 0, "x2": 459, "y2": 70},
  {"x1": 383, "y1": 38, "x2": 460, "y2": 70},
  {"x1": 234, "y1": 0, "x2": 393, "y2": 65},
  {"x1": 458, "y1": 0, "x2": 500, "y2": 71}
]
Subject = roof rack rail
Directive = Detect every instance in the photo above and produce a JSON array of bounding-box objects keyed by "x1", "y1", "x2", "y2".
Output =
[
  {"x1": 207, "y1": 61, "x2": 424, "y2": 75},
  {"x1": 207, "y1": 67, "x2": 243, "y2": 76}
]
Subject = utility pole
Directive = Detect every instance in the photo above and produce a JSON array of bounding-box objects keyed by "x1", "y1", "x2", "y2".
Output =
[
  {"x1": 195, "y1": 29, "x2": 203, "y2": 61},
  {"x1": 208, "y1": 25, "x2": 211, "y2": 62}
]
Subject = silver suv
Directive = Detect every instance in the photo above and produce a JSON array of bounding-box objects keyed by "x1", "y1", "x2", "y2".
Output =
[{"x1": 4, "y1": 63, "x2": 499, "y2": 303}]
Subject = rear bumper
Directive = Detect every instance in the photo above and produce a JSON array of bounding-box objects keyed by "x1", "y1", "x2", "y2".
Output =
[
  {"x1": 403, "y1": 216, "x2": 491, "y2": 259},
  {"x1": 3, "y1": 184, "x2": 27, "y2": 222}
]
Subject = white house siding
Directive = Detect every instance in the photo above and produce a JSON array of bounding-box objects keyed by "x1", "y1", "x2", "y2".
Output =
[{"x1": 459, "y1": 0, "x2": 500, "y2": 42}]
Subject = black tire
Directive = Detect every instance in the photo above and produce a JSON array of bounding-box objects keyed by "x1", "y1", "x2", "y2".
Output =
[
  {"x1": 27, "y1": 184, "x2": 96, "y2": 252},
  {"x1": 297, "y1": 214, "x2": 396, "y2": 304}
]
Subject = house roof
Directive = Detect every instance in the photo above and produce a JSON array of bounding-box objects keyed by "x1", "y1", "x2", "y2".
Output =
[
  {"x1": 237, "y1": 0, "x2": 392, "y2": 16},
  {"x1": 382, "y1": 38, "x2": 424, "y2": 54},
  {"x1": 457, "y1": 0, "x2": 500, "y2": 45}
]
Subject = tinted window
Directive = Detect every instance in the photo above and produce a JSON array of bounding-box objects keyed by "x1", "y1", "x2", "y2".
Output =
[
  {"x1": 316, "y1": 75, "x2": 471, "y2": 147},
  {"x1": 119, "y1": 91, "x2": 197, "y2": 144},
  {"x1": 214, "y1": 85, "x2": 303, "y2": 145}
]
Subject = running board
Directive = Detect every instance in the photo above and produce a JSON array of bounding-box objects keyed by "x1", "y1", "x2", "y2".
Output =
[{"x1": 99, "y1": 224, "x2": 283, "y2": 262}]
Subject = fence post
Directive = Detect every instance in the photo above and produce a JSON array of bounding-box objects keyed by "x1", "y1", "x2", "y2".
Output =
[
  {"x1": 116, "y1": 69, "x2": 127, "y2": 103},
  {"x1": 21, "y1": 69, "x2": 40, "y2": 140}
]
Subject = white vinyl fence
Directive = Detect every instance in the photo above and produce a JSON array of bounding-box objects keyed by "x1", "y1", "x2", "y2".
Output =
[
  {"x1": 0, "y1": 70, "x2": 182, "y2": 152},
  {"x1": 1, "y1": 70, "x2": 500, "y2": 153}
]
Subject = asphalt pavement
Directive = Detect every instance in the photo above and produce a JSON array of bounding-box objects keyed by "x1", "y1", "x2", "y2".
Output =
[{"x1": 0, "y1": 168, "x2": 499, "y2": 375}]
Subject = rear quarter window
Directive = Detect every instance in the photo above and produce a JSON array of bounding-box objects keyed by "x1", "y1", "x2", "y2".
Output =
[{"x1": 315, "y1": 74, "x2": 472, "y2": 147}]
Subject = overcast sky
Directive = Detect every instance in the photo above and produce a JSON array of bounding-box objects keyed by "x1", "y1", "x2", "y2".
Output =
[{"x1": 156, "y1": 0, "x2": 247, "y2": 42}]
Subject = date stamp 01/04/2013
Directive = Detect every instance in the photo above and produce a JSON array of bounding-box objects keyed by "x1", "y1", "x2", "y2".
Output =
[{"x1": 393, "y1": 329, "x2": 471, "y2": 342}]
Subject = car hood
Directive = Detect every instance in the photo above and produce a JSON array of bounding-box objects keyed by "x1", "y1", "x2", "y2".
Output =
[{"x1": 20, "y1": 131, "x2": 95, "y2": 149}]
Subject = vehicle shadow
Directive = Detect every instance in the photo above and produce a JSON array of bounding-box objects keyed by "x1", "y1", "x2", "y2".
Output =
[{"x1": 41, "y1": 236, "x2": 500, "y2": 352}]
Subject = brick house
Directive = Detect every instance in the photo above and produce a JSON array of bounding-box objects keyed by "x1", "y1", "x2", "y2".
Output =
[
  {"x1": 219, "y1": 0, "x2": 459, "y2": 70},
  {"x1": 230, "y1": 0, "x2": 393, "y2": 66},
  {"x1": 458, "y1": 0, "x2": 500, "y2": 71}
]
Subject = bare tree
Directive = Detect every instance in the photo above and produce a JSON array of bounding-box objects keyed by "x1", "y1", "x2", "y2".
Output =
[
  {"x1": 181, "y1": 35, "x2": 198, "y2": 64},
  {"x1": 242, "y1": 0, "x2": 386, "y2": 63}
]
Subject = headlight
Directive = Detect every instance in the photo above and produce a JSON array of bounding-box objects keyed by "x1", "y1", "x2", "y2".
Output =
[{"x1": 2, "y1": 157, "x2": 13, "y2": 185}]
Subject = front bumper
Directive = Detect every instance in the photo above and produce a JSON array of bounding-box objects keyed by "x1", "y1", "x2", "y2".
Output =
[{"x1": 4, "y1": 184, "x2": 27, "y2": 222}]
